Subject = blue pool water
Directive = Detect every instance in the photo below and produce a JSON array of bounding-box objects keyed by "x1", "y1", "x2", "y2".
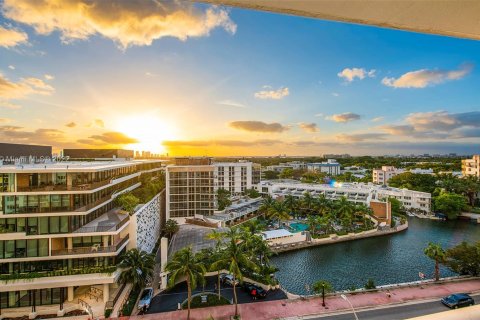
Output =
[{"x1": 290, "y1": 222, "x2": 309, "y2": 232}]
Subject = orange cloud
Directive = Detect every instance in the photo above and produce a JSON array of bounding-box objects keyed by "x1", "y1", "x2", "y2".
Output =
[
  {"x1": 2, "y1": 0, "x2": 236, "y2": 49},
  {"x1": 229, "y1": 121, "x2": 288, "y2": 133},
  {"x1": 0, "y1": 26, "x2": 28, "y2": 48}
]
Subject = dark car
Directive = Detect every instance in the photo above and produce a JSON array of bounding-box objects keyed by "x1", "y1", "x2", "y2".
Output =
[
  {"x1": 242, "y1": 282, "x2": 267, "y2": 299},
  {"x1": 441, "y1": 293, "x2": 475, "y2": 309}
]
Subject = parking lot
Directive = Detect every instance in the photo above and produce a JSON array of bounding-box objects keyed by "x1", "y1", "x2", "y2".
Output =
[{"x1": 146, "y1": 275, "x2": 287, "y2": 314}]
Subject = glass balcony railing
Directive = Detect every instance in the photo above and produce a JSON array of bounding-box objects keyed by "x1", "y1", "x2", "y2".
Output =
[{"x1": 50, "y1": 235, "x2": 129, "y2": 256}]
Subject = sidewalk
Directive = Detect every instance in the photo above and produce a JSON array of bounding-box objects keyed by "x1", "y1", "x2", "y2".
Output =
[{"x1": 125, "y1": 279, "x2": 480, "y2": 320}]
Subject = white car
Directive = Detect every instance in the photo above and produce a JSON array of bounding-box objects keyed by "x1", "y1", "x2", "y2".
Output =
[
  {"x1": 220, "y1": 273, "x2": 239, "y2": 286},
  {"x1": 137, "y1": 287, "x2": 154, "y2": 311}
]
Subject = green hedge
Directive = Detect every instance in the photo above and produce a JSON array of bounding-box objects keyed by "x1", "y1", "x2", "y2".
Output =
[
  {"x1": 122, "y1": 286, "x2": 141, "y2": 316},
  {"x1": 182, "y1": 294, "x2": 230, "y2": 309},
  {"x1": 0, "y1": 266, "x2": 117, "y2": 281}
]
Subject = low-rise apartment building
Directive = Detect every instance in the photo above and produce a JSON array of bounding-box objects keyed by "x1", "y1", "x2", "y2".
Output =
[
  {"x1": 306, "y1": 159, "x2": 341, "y2": 176},
  {"x1": 265, "y1": 161, "x2": 307, "y2": 172},
  {"x1": 372, "y1": 166, "x2": 403, "y2": 185},
  {"x1": 0, "y1": 159, "x2": 164, "y2": 314},
  {"x1": 462, "y1": 155, "x2": 480, "y2": 177},
  {"x1": 256, "y1": 180, "x2": 431, "y2": 213}
]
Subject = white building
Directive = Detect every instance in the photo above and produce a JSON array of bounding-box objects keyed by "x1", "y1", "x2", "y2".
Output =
[
  {"x1": 307, "y1": 159, "x2": 341, "y2": 176},
  {"x1": 265, "y1": 161, "x2": 306, "y2": 172},
  {"x1": 409, "y1": 168, "x2": 434, "y2": 175},
  {"x1": 215, "y1": 161, "x2": 259, "y2": 194},
  {"x1": 0, "y1": 159, "x2": 164, "y2": 317},
  {"x1": 256, "y1": 180, "x2": 431, "y2": 213},
  {"x1": 462, "y1": 155, "x2": 480, "y2": 177}
]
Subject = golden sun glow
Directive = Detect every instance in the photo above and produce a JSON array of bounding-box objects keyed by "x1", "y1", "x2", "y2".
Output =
[{"x1": 115, "y1": 115, "x2": 176, "y2": 154}]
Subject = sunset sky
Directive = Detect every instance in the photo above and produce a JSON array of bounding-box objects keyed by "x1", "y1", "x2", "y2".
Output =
[{"x1": 1, "y1": 0, "x2": 479, "y2": 156}]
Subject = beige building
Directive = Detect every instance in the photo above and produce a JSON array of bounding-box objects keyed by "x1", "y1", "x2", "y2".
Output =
[
  {"x1": 372, "y1": 166, "x2": 404, "y2": 185},
  {"x1": 462, "y1": 155, "x2": 480, "y2": 177},
  {"x1": 0, "y1": 159, "x2": 163, "y2": 317}
]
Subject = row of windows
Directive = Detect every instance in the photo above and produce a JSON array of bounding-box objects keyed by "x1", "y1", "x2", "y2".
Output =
[
  {"x1": 0, "y1": 201, "x2": 115, "y2": 236},
  {"x1": 0, "y1": 257, "x2": 115, "y2": 274},
  {"x1": 169, "y1": 209, "x2": 214, "y2": 218},
  {"x1": 0, "y1": 177, "x2": 138, "y2": 215},
  {"x1": 0, "y1": 239, "x2": 49, "y2": 259},
  {"x1": 0, "y1": 288, "x2": 65, "y2": 309}
]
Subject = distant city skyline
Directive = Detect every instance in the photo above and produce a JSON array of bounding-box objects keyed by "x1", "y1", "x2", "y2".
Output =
[{"x1": 1, "y1": 0, "x2": 479, "y2": 156}]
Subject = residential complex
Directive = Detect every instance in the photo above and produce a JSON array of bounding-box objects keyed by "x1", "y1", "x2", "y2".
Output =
[
  {"x1": 256, "y1": 180, "x2": 431, "y2": 213},
  {"x1": 462, "y1": 155, "x2": 480, "y2": 177},
  {"x1": 265, "y1": 161, "x2": 307, "y2": 172},
  {"x1": 306, "y1": 159, "x2": 341, "y2": 176},
  {"x1": 63, "y1": 149, "x2": 134, "y2": 160},
  {"x1": 165, "y1": 158, "x2": 260, "y2": 223},
  {"x1": 372, "y1": 166, "x2": 403, "y2": 185},
  {"x1": 0, "y1": 159, "x2": 163, "y2": 313}
]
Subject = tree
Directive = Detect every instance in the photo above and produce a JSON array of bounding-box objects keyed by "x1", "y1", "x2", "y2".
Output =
[
  {"x1": 118, "y1": 249, "x2": 155, "y2": 289},
  {"x1": 165, "y1": 247, "x2": 206, "y2": 320},
  {"x1": 244, "y1": 188, "x2": 260, "y2": 198},
  {"x1": 211, "y1": 231, "x2": 259, "y2": 318},
  {"x1": 267, "y1": 201, "x2": 290, "y2": 225},
  {"x1": 259, "y1": 195, "x2": 276, "y2": 217},
  {"x1": 434, "y1": 192, "x2": 468, "y2": 219},
  {"x1": 162, "y1": 219, "x2": 179, "y2": 238},
  {"x1": 263, "y1": 170, "x2": 279, "y2": 180},
  {"x1": 283, "y1": 195, "x2": 298, "y2": 216},
  {"x1": 388, "y1": 198, "x2": 403, "y2": 216},
  {"x1": 312, "y1": 280, "x2": 333, "y2": 307},
  {"x1": 115, "y1": 192, "x2": 140, "y2": 215},
  {"x1": 388, "y1": 172, "x2": 437, "y2": 193},
  {"x1": 462, "y1": 176, "x2": 480, "y2": 206},
  {"x1": 217, "y1": 188, "x2": 232, "y2": 211},
  {"x1": 301, "y1": 192, "x2": 315, "y2": 214},
  {"x1": 279, "y1": 168, "x2": 294, "y2": 179},
  {"x1": 206, "y1": 229, "x2": 226, "y2": 299},
  {"x1": 424, "y1": 242, "x2": 446, "y2": 281},
  {"x1": 444, "y1": 241, "x2": 480, "y2": 276},
  {"x1": 364, "y1": 279, "x2": 376, "y2": 289}
]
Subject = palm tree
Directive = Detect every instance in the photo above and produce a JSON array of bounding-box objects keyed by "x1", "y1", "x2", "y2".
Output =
[
  {"x1": 118, "y1": 249, "x2": 155, "y2": 289},
  {"x1": 241, "y1": 219, "x2": 264, "y2": 235},
  {"x1": 259, "y1": 195, "x2": 276, "y2": 217},
  {"x1": 307, "y1": 215, "x2": 318, "y2": 235},
  {"x1": 267, "y1": 201, "x2": 290, "y2": 226},
  {"x1": 314, "y1": 194, "x2": 330, "y2": 216},
  {"x1": 165, "y1": 247, "x2": 206, "y2": 320},
  {"x1": 302, "y1": 192, "x2": 314, "y2": 214},
  {"x1": 206, "y1": 229, "x2": 226, "y2": 298},
  {"x1": 284, "y1": 195, "x2": 298, "y2": 217},
  {"x1": 424, "y1": 242, "x2": 446, "y2": 281},
  {"x1": 211, "y1": 235, "x2": 259, "y2": 318},
  {"x1": 312, "y1": 280, "x2": 334, "y2": 307},
  {"x1": 162, "y1": 219, "x2": 180, "y2": 238}
]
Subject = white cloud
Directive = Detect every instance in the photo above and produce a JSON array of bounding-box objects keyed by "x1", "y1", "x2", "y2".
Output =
[
  {"x1": 371, "y1": 117, "x2": 384, "y2": 122},
  {"x1": 44, "y1": 74, "x2": 54, "y2": 80},
  {"x1": 337, "y1": 68, "x2": 375, "y2": 82},
  {"x1": 8, "y1": 65, "x2": 15, "y2": 70},
  {"x1": 382, "y1": 64, "x2": 473, "y2": 88},
  {"x1": 0, "y1": 26, "x2": 28, "y2": 48},
  {"x1": 217, "y1": 100, "x2": 246, "y2": 108},
  {"x1": 254, "y1": 86, "x2": 289, "y2": 100},
  {"x1": 332, "y1": 92, "x2": 340, "y2": 97},
  {"x1": 2, "y1": 0, "x2": 237, "y2": 49},
  {"x1": 314, "y1": 113, "x2": 324, "y2": 117},
  {"x1": 299, "y1": 122, "x2": 318, "y2": 133}
]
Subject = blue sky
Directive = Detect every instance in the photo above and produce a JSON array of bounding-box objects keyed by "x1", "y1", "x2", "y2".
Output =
[{"x1": 0, "y1": 0, "x2": 479, "y2": 156}]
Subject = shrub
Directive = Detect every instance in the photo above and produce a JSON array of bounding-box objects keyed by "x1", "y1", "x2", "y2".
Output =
[
  {"x1": 364, "y1": 279, "x2": 376, "y2": 290},
  {"x1": 181, "y1": 294, "x2": 230, "y2": 309}
]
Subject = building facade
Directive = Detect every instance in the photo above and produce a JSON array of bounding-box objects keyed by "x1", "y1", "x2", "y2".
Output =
[
  {"x1": 372, "y1": 166, "x2": 403, "y2": 185},
  {"x1": 306, "y1": 159, "x2": 341, "y2": 176},
  {"x1": 0, "y1": 160, "x2": 163, "y2": 315},
  {"x1": 0, "y1": 143, "x2": 52, "y2": 163},
  {"x1": 256, "y1": 180, "x2": 431, "y2": 213},
  {"x1": 462, "y1": 155, "x2": 480, "y2": 177},
  {"x1": 166, "y1": 158, "x2": 260, "y2": 223},
  {"x1": 63, "y1": 149, "x2": 134, "y2": 159}
]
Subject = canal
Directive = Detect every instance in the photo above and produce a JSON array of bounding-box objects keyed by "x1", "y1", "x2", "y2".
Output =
[{"x1": 271, "y1": 217, "x2": 480, "y2": 294}]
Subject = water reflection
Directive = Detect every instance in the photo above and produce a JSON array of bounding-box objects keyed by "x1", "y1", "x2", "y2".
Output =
[{"x1": 272, "y1": 218, "x2": 480, "y2": 294}]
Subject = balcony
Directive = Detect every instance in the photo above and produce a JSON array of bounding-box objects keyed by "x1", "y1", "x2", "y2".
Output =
[
  {"x1": 16, "y1": 179, "x2": 111, "y2": 192},
  {"x1": 51, "y1": 235, "x2": 129, "y2": 256},
  {"x1": 73, "y1": 209, "x2": 129, "y2": 234}
]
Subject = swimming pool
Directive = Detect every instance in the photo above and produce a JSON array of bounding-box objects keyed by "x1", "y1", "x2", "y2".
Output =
[{"x1": 290, "y1": 222, "x2": 309, "y2": 232}]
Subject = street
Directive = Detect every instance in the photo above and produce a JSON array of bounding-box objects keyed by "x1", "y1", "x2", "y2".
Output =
[{"x1": 309, "y1": 294, "x2": 480, "y2": 320}]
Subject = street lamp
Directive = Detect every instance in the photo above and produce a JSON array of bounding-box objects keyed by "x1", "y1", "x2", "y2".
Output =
[{"x1": 340, "y1": 294, "x2": 359, "y2": 320}]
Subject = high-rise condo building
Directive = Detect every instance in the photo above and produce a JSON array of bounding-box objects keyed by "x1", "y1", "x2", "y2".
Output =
[
  {"x1": 462, "y1": 155, "x2": 480, "y2": 177},
  {"x1": 0, "y1": 159, "x2": 163, "y2": 314}
]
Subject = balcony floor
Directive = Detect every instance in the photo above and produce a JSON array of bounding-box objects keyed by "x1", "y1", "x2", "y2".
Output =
[{"x1": 74, "y1": 209, "x2": 129, "y2": 233}]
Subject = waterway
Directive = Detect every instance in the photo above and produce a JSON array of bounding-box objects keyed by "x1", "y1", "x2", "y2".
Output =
[{"x1": 271, "y1": 217, "x2": 480, "y2": 294}]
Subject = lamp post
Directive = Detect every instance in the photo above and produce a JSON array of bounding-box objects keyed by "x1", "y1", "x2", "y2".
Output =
[
  {"x1": 321, "y1": 284, "x2": 326, "y2": 307},
  {"x1": 340, "y1": 294, "x2": 359, "y2": 320}
]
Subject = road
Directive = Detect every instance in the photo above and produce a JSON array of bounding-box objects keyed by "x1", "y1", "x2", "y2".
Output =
[{"x1": 308, "y1": 294, "x2": 479, "y2": 320}]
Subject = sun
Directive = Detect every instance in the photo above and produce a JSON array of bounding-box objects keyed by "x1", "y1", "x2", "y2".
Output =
[{"x1": 115, "y1": 115, "x2": 176, "y2": 154}]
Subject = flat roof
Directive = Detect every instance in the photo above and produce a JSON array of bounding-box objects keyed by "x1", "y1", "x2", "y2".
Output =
[
  {"x1": 0, "y1": 159, "x2": 166, "y2": 173},
  {"x1": 262, "y1": 229, "x2": 294, "y2": 240}
]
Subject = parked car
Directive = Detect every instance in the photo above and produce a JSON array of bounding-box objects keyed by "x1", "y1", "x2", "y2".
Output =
[
  {"x1": 441, "y1": 293, "x2": 474, "y2": 309},
  {"x1": 137, "y1": 287, "x2": 154, "y2": 311},
  {"x1": 242, "y1": 282, "x2": 267, "y2": 299},
  {"x1": 220, "y1": 273, "x2": 239, "y2": 286}
]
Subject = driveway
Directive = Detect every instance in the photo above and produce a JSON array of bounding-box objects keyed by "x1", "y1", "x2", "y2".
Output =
[{"x1": 147, "y1": 275, "x2": 287, "y2": 314}]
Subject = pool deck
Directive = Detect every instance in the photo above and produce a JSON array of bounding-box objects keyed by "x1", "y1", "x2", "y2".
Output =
[
  {"x1": 269, "y1": 222, "x2": 408, "y2": 253},
  {"x1": 123, "y1": 277, "x2": 480, "y2": 320}
]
